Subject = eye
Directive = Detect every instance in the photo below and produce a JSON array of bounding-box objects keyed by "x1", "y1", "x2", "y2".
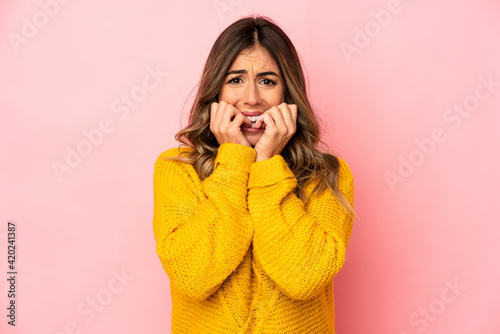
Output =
[
  {"x1": 260, "y1": 78, "x2": 277, "y2": 86},
  {"x1": 227, "y1": 77, "x2": 243, "y2": 84}
]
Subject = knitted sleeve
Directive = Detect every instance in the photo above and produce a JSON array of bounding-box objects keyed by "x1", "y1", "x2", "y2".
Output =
[
  {"x1": 248, "y1": 154, "x2": 354, "y2": 301},
  {"x1": 153, "y1": 143, "x2": 256, "y2": 300}
]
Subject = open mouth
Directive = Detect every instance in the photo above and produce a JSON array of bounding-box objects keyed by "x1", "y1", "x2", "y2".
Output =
[{"x1": 242, "y1": 115, "x2": 264, "y2": 128}]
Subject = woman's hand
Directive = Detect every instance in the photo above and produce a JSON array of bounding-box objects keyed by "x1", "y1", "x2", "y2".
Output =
[
  {"x1": 253, "y1": 103, "x2": 297, "y2": 162},
  {"x1": 210, "y1": 101, "x2": 253, "y2": 147}
]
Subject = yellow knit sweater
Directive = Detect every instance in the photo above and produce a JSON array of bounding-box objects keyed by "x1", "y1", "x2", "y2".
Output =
[{"x1": 153, "y1": 143, "x2": 354, "y2": 333}]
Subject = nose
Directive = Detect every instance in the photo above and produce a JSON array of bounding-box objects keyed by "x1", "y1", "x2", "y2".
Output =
[{"x1": 242, "y1": 82, "x2": 261, "y2": 106}]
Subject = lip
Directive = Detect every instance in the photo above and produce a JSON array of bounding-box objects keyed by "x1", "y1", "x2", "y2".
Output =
[
  {"x1": 241, "y1": 126, "x2": 265, "y2": 133},
  {"x1": 241, "y1": 111, "x2": 263, "y2": 116}
]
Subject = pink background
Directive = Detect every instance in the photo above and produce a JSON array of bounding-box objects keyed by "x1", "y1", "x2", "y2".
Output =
[{"x1": 1, "y1": 0, "x2": 500, "y2": 333}]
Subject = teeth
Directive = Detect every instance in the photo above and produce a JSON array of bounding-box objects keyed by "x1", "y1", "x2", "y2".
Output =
[{"x1": 246, "y1": 116, "x2": 258, "y2": 122}]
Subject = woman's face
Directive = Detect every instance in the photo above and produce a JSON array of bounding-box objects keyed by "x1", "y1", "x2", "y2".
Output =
[{"x1": 218, "y1": 45, "x2": 285, "y2": 147}]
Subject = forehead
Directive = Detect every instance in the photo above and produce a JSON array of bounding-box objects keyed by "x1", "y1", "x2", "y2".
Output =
[{"x1": 229, "y1": 46, "x2": 280, "y2": 72}]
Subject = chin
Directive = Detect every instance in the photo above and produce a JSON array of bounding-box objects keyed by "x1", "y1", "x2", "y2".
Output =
[{"x1": 244, "y1": 134, "x2": 262, "y2": 148}]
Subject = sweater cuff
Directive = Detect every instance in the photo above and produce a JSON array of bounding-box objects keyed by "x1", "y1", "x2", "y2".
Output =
[
  {"x1": 248, "y1": 154, "x2": 295, "y2": 188},
  {"x1": 214, "y1": 143, "x2": 256, "y2": 172}
]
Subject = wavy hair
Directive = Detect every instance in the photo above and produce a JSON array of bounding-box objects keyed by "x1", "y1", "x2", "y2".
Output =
[{"x1": 165, "y1": 15, "x2": 354, "y2": 215}]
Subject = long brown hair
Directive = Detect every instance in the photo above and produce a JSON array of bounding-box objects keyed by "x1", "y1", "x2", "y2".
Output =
[{"x1": 165, "y1": 15, "x2": 354, "y2": 215}]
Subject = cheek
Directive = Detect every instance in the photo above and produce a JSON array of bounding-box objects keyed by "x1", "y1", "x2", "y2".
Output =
[
  {"x1": 218, "y1": 87, "x2": 226, "y2": 102},
  {"x1": 270, "y1": 88, "x2": 285, "y2": 104},
  {"x1": 261, "y1": 91, "x2": 284, "y2": 106},
  {"x1": 219, "y1": 87, "x2": 238, "y2": 103}
]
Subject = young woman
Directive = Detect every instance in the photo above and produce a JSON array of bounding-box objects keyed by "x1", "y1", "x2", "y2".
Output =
[{"x1": 153, "y1": 15, "x2": 355, "y2": 333}]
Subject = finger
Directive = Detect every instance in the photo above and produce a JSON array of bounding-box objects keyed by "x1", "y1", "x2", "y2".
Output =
[
  {"x1": 210, "y1": 102, "x2": 220, "y2": 132},
  {"x1": 229, "y1": 106, "x2": 252, "y2": 127},
  {"x1": 210, "y1": 102, "x2": 218, "y2": 122},
  {"x1": 220, "y1": 103, "x2": 238, "y2": 126},
  {"x1": 281, "y1": 104, "x2": 297, "y2": 134},
  {"x1": 255, "y1": 112, "x2": 269, "y2": 129},
  {"x1": 212, "y1": 101, "x2": 227, "y2": 131},
  {"x1": 257, "y1": 107, "x2": 276, "y2": 122},
  {"x1": 216, "y1": 103, "x2": 235, "y2": 139},
  {"x1": 268, "y1": 106, "x2": 287, "y2": 132},
  {"x1": 233, "y1": 112, "x2": 252, "y2": 127},
  {"x1": 260, "y1": 112, "x2": 278, "y2": 132},
  {"x1": 254, "y1": 114, "x2": 265, "y2": 129},
  {"x1": 256, "y1": 107, "x2": 276, "y2": 128},
  {"x1": 288, "y1": 104, "x2": 298, "y2": 125}
]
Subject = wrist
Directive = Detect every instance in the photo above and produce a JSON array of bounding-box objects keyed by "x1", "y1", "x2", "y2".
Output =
[
  {"x1": 255, "y1": 152, "x2": 273, "y2": 162},
  {"x1": 216, "y1": 143, "x2": 257, "y2": 170},
  {"x1": 249, "y1": 154, "x2": 295, "y2": 188}
]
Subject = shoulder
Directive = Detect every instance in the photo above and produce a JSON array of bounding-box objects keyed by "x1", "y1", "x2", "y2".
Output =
[
  {"x1": 336, "y1": 157, "x2": 354, "y2": 200},
  {"x1": 319, "y1": 153, "x2": 353, "y2": 184},
  {"x1": 336, "y1": 157, "x2": 353, "y2": 179},
  {"x1": 154, "y1": 146, "x2": 194, "y2": 176},
  {"x1": 157, "y1": 146, "x2": 192, "y2": 160},
  {"x1": 155, "y1": 146, "x2": 193, "y2": 166},
  {"x1": 303, "y1": 154, "x2": 353, "y2": 194}
]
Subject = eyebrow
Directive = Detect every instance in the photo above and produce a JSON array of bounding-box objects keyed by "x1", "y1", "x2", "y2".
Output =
[{"x1": 226, "y1": 69, "x2": 280, "y2": 77}]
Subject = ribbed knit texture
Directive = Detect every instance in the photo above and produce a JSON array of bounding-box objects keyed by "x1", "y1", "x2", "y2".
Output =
[{"x1": 153, "y1": 143, "x2": 354, "y2": 333}]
